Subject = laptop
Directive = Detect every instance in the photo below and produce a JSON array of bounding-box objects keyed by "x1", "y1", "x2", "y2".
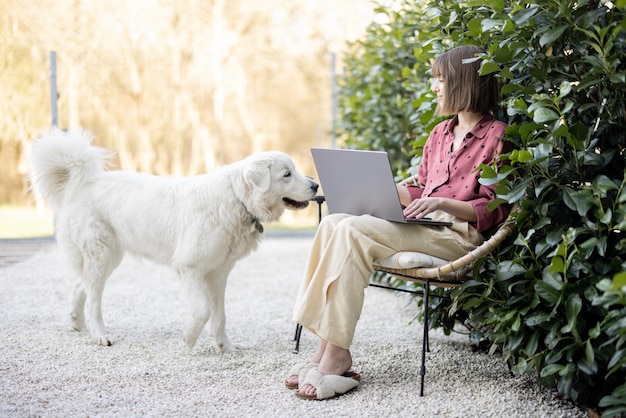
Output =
[{"x1": 310, "y1": 147, "x2": 453, "y2": 227}]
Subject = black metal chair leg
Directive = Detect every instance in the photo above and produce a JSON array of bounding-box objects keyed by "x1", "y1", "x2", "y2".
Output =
[
  {"x1": 420, "y1": 280, "x2": 430, "y2": 397},
  {"x1": 293, "y1": 324, "x2": 303, "y2": 354},
  {"x1": 425, "y1": 281, "x2": 431, "y2": 353}
]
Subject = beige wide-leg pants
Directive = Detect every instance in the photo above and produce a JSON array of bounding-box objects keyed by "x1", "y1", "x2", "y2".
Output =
[{"x1": 292, "y1": 210, "x2": 484, "y2": 350}]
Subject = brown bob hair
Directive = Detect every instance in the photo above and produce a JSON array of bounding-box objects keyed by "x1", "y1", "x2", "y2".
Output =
[{"x1": 431, "y1": 45, "x2": 500, "y2": 116}]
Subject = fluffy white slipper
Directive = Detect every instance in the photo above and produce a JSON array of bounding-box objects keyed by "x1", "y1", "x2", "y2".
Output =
[
  {"x1": 285, "y1": 362, "x2": 318, "y2": 389},
  {"x1": 295, "y1": 368, "x2": 360, "y2": 400}
]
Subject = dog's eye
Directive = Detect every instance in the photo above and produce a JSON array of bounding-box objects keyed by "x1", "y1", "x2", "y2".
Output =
[{"x1": 284, "y1": 171, "x2": 291, "y2": 178}]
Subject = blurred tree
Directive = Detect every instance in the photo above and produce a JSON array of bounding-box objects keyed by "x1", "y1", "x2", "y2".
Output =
[{"x1": 0, "y1": 0, "x2": 375, "y2": 204}]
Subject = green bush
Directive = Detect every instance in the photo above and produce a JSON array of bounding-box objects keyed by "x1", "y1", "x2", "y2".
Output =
[
  {"x1": 335, "y1": 2, "x2": 441, "y2": 176},
  {"x1": 334, "y1": 0, "x2": 626, "y2": 414}
]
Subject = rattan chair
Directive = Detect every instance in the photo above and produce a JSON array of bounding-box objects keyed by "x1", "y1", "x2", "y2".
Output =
[
  {"x1": 370, "y1": 209, "x2": 516, "y2": 396},
  {"x1": 293, "y1": 197, "x2": 517, "y2": 396}
]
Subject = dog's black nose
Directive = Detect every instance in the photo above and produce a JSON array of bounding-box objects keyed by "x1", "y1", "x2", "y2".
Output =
[{"x1": 310, "y1": 180, "x2": 319, "y2": 193}]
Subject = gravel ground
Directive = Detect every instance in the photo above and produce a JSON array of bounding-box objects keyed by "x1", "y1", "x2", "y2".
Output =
[{"x1": 0, "y1": 235, "x2": 588, "y2": 417}]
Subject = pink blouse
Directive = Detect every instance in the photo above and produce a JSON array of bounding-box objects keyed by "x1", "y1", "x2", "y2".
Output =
[{"x1": 406, "y1": 113, "x2": 511, "y2": 233}]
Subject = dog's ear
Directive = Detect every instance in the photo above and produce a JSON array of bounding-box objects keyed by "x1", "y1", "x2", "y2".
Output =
[{"x1": 243, "y1": 159, "x2": 271, "y2": 192}]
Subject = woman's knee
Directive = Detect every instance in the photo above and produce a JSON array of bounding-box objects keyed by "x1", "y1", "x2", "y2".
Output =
[
  {"x1": 334, "y1": 215, "x2": 384, "y2": 236},
  {"x1": 319, "y1": 214, "x2": 387, "y2": 243},
  {"x1": 319, "y1": 213, "x2": 350, "y2": 229}
]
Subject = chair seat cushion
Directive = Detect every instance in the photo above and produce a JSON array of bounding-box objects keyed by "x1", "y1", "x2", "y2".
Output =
[{"x1": 374, "y1": 252, "x2": 449, "y2": 269}]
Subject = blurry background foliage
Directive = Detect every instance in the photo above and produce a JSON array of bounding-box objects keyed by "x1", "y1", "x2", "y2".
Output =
[
  {"x1": 334, "y1": 0, "x2": 626, "y2": 415},
  {"x1": 0, "y1": 0, "x2": 375, "y2": 219}
]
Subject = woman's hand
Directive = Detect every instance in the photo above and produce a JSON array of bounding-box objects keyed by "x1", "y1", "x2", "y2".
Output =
[
  {"x1": 403, "y1": 197, "x2": 477, "y2": 222},
  {"x1": 402, "y1": 197, "x2": 444, "y2": 219}
]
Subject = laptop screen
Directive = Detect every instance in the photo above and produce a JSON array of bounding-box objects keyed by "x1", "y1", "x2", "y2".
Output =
[{"x1": 310, "y1": 147, "x2": 407, "y2": 222}]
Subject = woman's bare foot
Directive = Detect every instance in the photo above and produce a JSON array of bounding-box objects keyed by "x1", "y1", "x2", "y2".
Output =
[{"x1": 296, "y1": 343, "x2": 353, "y2": 398}]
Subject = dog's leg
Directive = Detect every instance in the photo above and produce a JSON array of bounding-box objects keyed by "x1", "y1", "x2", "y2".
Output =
[
  {"x1": 86, "y1": 277, "x2": 112, "y2": 346},
  {"x1": 204, "y1": 268, "x2": 238, "y2": 354},
  {"x1": 179, "y1": 268, "x2": 211, "y2": 350},
  {"x1": 82, "y1": 244, "x2": 122, "y2": 346},
  {"x1": 63, "y1": 242, "x2": 88, "y2": 332},
  {"x1": 69, "y1": 280, "x2": 87, "y2": 331}
]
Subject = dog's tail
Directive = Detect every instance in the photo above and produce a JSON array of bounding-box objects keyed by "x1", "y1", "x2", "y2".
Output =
[{"x1": 28, "y1": 128, "x2": 113, "y2": 211}]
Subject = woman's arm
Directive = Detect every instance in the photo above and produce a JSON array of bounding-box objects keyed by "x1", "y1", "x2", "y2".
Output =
[
  {"x1": 396, "y1": 185, "x2": 412, "y2": 206},
  {"x1": 397, "y1": 177, "x2": 423, "y2": 207}
]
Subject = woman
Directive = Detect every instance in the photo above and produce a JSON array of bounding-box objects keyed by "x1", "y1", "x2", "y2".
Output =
[{"x1": 286, "y1": 45, "x2": 511, "y2": 400}]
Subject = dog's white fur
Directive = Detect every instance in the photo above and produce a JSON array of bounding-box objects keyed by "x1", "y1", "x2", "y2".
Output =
[{"x1": 29, "y1": 128, "x2": 318, "y2": 352}]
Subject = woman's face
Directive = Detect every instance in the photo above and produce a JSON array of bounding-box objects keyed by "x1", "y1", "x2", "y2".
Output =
[{"x1": 432, "y1": 76, "x2": 445, "y2": 107}]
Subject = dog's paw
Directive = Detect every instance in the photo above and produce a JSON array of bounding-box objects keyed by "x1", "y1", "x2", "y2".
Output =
[
  {"x1": 218, "y1": 341, "x2": 246, "y2": 353},
  {"x1": 69, "y1": 313, "x2": 85, "y2": 331},
  {"x1": 93, "y1": 336, "x2": 113, "y2": 346},
  {"x1": 183, "y1": 335, "x2": 198, "y2": 350}
]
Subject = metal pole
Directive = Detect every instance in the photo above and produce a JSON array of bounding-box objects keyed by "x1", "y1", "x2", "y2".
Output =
[{"x1": 49, "y1": 51, "x2": 58, "y2": 128}]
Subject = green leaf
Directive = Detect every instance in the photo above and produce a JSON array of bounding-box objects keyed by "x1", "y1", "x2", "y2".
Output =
[
  {"x1": 533, "y1": 107, "x2": 560, "y2": 123},
  {"x1": 608, "y1": 349, "x2": 625, "y2": 370},
  {"x1": 511, "y1": 4, "x2": 539, "y2": 25},
  {"x1": 589, "y1": 322, "x2": 601, "y2": 339},
  {"x1": 525, "y1": 312, "x2": 553, "y2": 327},
  {"x1": 598, "y1": 395, "x2": 626, "y2": 408},
  {"x1": 549, "y1": 256, "x2": 565, "y2": 274},
  {"x1": 563, "y1": 187, "x2": 593, "y2": 217},
  {"x1": 542, "y1": 269, "x2": 564, "y2": 290},
  {"x1": 535, "y1": 281, "x2": 560, "y2": 304},
  {"x1": 566, "y1": 294, "x2": 582, "y2": 321},
  {"x1": 614, "y1": 272, "x2": 626, "y2": 289},
  {"x1": 539, "y1": 25, "x2": 568, "y2": 47},
  {"x1": 557, "y1": 81, "x2": 573, "y2": 100},
  {"x1": 585, "y1": 340, "x2": 594, "y2": 368},
  {"x1": 507, "y1": 330, "x2": 525, "y2": 351},
  {"x1": 577, "y1": 355, "x2": 597, "y2": 375},
  {"x1": 561, "y1": 294, "x2": 582, "y2": 334},
  {"x1": 512, "y1": 313, "x2": 521, "y2": 332},
  {"x1": 482, "y1": 19, "x2": 504, "y2": 31},
  {"x1": 479, "y1": 61, "x2": 501, "y2": 76},
  {"x1": 594, "y1": 175, "x2": 618, "y2": 193},
  {"x1": 525, "y1": 331, "x2": 539, "y2": 356},
  {"x1": 540, "y1": 363, "x2": 565, "y2": 377},
  {"x1": 512, "y1": 357, "x2": 528, "y2": 374}
]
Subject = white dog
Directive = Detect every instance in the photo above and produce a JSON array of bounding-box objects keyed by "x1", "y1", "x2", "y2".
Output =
[{"x1": 29, "y1": 128, "x2": 318, "y2": 352}]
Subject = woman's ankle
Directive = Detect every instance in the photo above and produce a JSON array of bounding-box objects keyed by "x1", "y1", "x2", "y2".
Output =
[
  {"x1": 318, "y1": 344, "x2": 352, "y2": 375},
  {"x1": 311, "y1": 339, "x2": 328, "y2": 364}
]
